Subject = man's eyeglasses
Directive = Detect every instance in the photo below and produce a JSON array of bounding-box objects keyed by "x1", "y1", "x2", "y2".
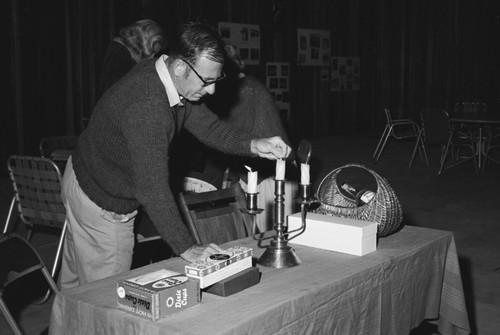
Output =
[{"x1": 182, "y1": 59, "x2": 225, "y2": 87}]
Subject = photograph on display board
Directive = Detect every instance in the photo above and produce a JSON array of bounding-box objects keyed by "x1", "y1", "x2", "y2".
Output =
[
  {"x1": 330, "y1": 57, "x2": 360, "y2": 91},
  {"x1": 281, "y1": 64, "x2": 289, "y2": 76},
  {"x1": 218, "y1": 22, "x2": 261, "y2": 65},
  {"x1": 266, "y1": 62, "x2": 290, "y2": 122},
  {"x1": 297, "y1": 28, "x2": 331, "y2": 66},
  {"x1": 268, "y1": 64, "x2": 277, "y2": 76},
  {"x1": 320, "y1": 67, "x2": 329, "y2": 82}
]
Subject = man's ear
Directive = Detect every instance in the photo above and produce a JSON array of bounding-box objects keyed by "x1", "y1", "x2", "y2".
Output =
[{"x1": 173, "y1": 59, "x2": 187, "y2": 78}]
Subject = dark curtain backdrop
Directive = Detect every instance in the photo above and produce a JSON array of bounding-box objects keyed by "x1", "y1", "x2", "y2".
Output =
[{"x1": 2, "y1": 0, "x2": 500, "y2": 176}]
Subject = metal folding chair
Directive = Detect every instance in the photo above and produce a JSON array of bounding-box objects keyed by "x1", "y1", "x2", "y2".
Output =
[
  {"x1": 3, "y1": 155, "x2": 68, "y2": 291},
  {"x1": 135, "y1": 177, "x2": 218, "y2": 244},
  {"x1": 132, "y1": 178, "x2": 218, "y2": 268},
  {"x1": 453, "y1": 102, "x2": 488, "y2": 147},
  {"x1": 373, "y1": 108, "x2": 425, "y2": 166},
  {"x1": 178, "y1": 183, "x2": 252, "y2": 245},
  {"x1": 482, "y1": 125, "x2": 500, "y2": 172},
  {"x1": 410, "y1": 108, "x2": 476, "y2": 175},
  {"x1": 0, "y1": 233, "x2": 59, "y2": 335}
]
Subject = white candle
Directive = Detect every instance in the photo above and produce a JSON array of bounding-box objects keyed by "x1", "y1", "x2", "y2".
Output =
[
  {"x1": 245, "y1": 165, "x2": 258, "y2": 193},
  {"x1": 301, "y1": 163, "x2": 310, "y2": 185},
  {"x1": 275, "y1": 159, "x2": 286, "y2": 180}
]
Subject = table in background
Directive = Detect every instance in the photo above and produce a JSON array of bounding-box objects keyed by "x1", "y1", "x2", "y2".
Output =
[
  {"x1": 451, "y1": 118, "x2": 500, "y2": 172},
  {"x1": 49, "y1": 226, "x2": 470, "y2": 335}
]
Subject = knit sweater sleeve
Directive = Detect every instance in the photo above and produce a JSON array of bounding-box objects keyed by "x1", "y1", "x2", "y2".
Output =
[
  {"x1": 122, "y1": 100, "x2": 195, "y2": 255},
  {"x1": 237, "y1": 76, "x2": 295, "y2": 162},
  {"x1": 242, "y1": 76, "x2": 291, "y2": 144},
  {"x1": 183, "y1": 103, "x2": 255, "y2": 156}
]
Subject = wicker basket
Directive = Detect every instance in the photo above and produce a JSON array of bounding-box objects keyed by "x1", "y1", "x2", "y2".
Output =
[{"x1": 314, "y1": 164, "x2": 403, "y2": 237}]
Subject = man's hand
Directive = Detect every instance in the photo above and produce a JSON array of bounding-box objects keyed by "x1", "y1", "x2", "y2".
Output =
[
  {"x1": 180, "y1": 243, "x2": 227, "y2": 263},
  {"x1": 251, "y1": 136, "x2": 291, "y2": 160}
]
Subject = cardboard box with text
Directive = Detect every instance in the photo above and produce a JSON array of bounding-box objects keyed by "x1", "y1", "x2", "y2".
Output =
[{"x1": 116, "y1": 269, "x2": 200, "y2": 321}]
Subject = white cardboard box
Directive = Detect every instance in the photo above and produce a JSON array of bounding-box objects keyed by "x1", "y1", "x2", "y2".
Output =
[{"x1": 287, "y1": 212, "x2": 377, "y2": 256}]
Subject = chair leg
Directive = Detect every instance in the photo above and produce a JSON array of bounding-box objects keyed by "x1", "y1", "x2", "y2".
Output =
[
  {"x1": 3, "y1": 197, "x2": 16, "y2": 234},
  {"x1": 42, "y1": 267, "x2": 60, "y2": 294},
  {"x1": 0, "y1": 298, "x2": 23, "y2": 335},
  {"x1": 51, "y1": 220, "x2": 68, "y2": 279},
  {"x1": 438, "y1": 134, "x2": 454, "y2": 175},
  {"x1": 420, "y1": 140, "x2": 429, "y2": 166},
  {"x1": 470, "y1": 136, "x2": 479, "y2": 173},
  {"x1": 373, "y1": 126, "x2": 391, "y2": 163},
  {"x1": 221, "y1": 167, "x2": 231, "y2": 189},
  {"x1": 34, "y1": 220, "x2": 68, "y2": 305},
  {"x1": 409, "y1": 135, "x2": 420, "y2": 168},
  {"x1": 481, "y1": 128, "x2": 500, "y2": 173},
  {"x1": 409, "y1": 131, "x2": 427, "y2": 168},
  {"x1": 36, "y1": 267, "x2": 60, "y2": 305},
  {"x1": 26, "y1": 227, "x2": 34, "y2": 242}
]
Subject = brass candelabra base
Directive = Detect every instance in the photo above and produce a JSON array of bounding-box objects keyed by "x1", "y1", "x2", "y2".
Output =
[
  {"x1": 244, "y1": 182, "x2": 312, "y2": 268},
  {"x1": 257, "y1": 239, "x2": 301, "y2": 268}
]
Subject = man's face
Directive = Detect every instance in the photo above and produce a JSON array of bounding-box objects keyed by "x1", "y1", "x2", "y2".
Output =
[{"x1": 177, "y1": 56, "x2": 224, "y2": 102}]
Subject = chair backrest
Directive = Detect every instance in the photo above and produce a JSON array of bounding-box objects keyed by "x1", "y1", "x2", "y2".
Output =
[
  {"x1": 419, "y1": 108, "x2": 451, "y2": 145},
  {"x1": 7, "y1": 155, "x2": 66, "y2": 229},
  {"x1": 136, "y1": 177, "x2": 217, "y2": 244},
  {"x1": 454, "y1": 102, "x2": 487, "y2": 120},
  {"x1": 0, "y1": 233, "x2": 59, "y2": 335},
  {"x1": 39, "y1": 135, "x2": 78, "y2": 158},
  {"x1": 384, "y1": 108, "x2": 393, "y2": 124},
  {"x1": 178, "y1": 183, "x2": 253, "y2": 245}
]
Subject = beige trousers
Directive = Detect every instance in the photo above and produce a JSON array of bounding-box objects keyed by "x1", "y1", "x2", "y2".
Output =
[{"x1": 58, "y1": 157, "x2": 137, "y2": 290}]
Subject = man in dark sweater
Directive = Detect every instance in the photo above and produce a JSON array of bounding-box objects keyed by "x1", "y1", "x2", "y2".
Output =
[{"x1": 59, "y1": 21, "x2": 290, "y2": 290}]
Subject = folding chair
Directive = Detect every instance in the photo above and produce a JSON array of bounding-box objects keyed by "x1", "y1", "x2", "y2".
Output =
[
  {"x1": 3, "y1": 155, "x2": 68, "y2": 291},
  {"x1": 482, "y1": 125, "x2": 500, "y2": 173},
  {"x1": 135, "y1": 177, "x2": 217, "y2": 243},
  {"x1": 132, "y1": 178, "x2": 218, "y2": 267},
  {"x1": 0, "y1": 233, "x2": 59, "y2": 335},
  {"x1": 453, "y1": 102, "x2": 488, "y2": 146},
  {"x1": 410, "y1": 108, "x2": 476, "y2": 175},
  {"x1": 178, "y1": 183, "x2": 253, "y2": 245},
  {"x1": 373, "y1": 108, "x2": 425, "y2": 166}
]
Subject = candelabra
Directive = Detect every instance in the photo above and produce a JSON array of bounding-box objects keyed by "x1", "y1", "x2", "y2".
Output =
[{"x1": 243, "y1": 180, "x2": 315, "y2": 268}]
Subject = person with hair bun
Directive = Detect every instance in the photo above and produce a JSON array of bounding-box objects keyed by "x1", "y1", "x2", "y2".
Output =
[{"x1": 97, "y1": 19, "x2": 167, "y2": 98}]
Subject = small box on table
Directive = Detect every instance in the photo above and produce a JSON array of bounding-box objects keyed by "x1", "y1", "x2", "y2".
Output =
[
  {"x1": 116, "y1": 269, "x2": 200, "y2": 321},
  {"x1": 184, "y1": 246, "x2": 253, "y2": 289},
  {"x1": 204, "y1": 266, "x2": 260, "y2": 297},
  {"x1": 288, "y1": 212, "x2": 377, "y2": 256}
]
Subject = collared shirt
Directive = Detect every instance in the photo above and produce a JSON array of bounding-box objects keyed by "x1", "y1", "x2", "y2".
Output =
[{"x1": 155, "y1": 54, "x2": 183, "y2": 107}]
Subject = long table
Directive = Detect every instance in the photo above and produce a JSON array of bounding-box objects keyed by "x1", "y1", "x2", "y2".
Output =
[{"x1": 49, "y1": 226, "x2": 470, "y2": 335}]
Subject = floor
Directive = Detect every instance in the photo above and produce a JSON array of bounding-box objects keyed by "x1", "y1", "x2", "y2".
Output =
[{"x1": 1, "y1": 133, "x2": 499, "y2": 334}]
